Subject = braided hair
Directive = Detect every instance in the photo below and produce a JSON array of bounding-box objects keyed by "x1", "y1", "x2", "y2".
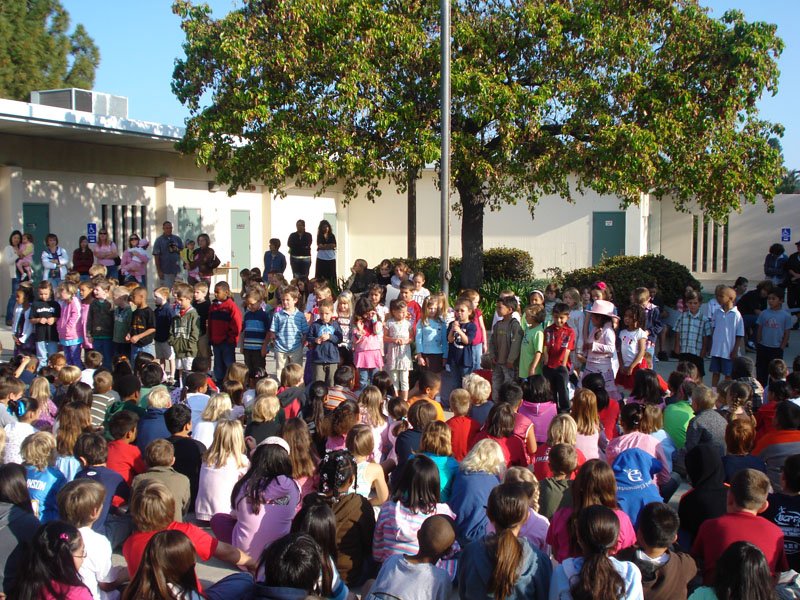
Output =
[{"x1": 317, "y1": 450, "x2": 357, "y2": 502}]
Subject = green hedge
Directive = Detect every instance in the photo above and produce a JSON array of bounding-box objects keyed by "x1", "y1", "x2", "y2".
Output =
[{"x1": 562, "y1": 254, "x2": 701, "y2": 307}]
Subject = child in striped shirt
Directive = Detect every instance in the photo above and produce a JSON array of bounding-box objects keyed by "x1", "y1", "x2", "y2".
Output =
[{"x1": 242, "y1": 291, "x2": 272, "y2": 380}]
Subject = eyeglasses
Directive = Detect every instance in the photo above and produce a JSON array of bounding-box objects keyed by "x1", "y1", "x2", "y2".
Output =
[{"x1": 73, "y1": 551, "x2": 88, "y2": 559}]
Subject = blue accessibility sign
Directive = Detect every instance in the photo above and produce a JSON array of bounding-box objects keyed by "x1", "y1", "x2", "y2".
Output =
[
  {"x1": 782, "y1": 227, "x2": 792, "y2": 243},
  {"x1": 87, "y1": 223, "x2": 98, "y2": 244}
]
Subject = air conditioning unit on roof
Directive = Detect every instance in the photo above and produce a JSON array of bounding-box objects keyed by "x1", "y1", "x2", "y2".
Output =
[{"x1": 30, "y1": 88, "x2": 128, "y2": 119}]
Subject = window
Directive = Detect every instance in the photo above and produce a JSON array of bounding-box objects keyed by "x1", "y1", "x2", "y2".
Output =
[
  {"x1": 101, "y1": 204, "x2": 146, "y2": 245},
  {"x1": 691, "y1": 214, "x2": 728, "y2": 274}
]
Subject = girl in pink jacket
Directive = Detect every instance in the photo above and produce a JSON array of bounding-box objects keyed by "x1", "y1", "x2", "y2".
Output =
[
  {"x1": 352, "y1": 295, "x2": 384, "y2": 390},
  {"x1": 57, "y1": 282, "x2": 83, "y2": 367}
]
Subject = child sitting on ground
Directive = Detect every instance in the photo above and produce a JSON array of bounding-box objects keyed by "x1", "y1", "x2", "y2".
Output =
[
  {"x1": 615, "y1": 502, "x2": 697, "y2": 600},
  {"x1": 131, "y1": 439, "x2": 191, "y2": 522},
  {"x1": 538, "y1": 443, "x2": 578, "y2": 520},
  {"x1": 463, "y1": 372, "x2": 493, "y2": 427},
  {"x1": 487, "y1": 466, "x2": 550, "y2": 552},
  {"x1": 22, "y1": 431, "x2": 65, "y2": 522},
  {"x1": 365, "y1": 515, "x2": 456, "y2": 600}
]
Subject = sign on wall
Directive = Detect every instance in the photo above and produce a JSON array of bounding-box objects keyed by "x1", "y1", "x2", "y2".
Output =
[
  {"x1": 782, "y1": 227, "x2": 792, "y2": 243},
  {"x1": 87, "y1": 223, "x2": 97, "y2": 244}
]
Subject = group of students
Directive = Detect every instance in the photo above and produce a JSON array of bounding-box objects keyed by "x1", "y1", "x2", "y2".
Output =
[{"x1": 1, "y1": 258, "x2": 800, "y2": 599}]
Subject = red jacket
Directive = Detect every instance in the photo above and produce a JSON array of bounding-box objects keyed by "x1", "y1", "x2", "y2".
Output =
[{"x1": 207, "y1": 297, "x2": 242, "y2": 345}]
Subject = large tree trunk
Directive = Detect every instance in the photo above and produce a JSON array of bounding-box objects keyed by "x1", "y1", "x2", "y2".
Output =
[
  {"x1": 407, "y1": 167, "x2": 417, "y2": 259},
  {"x1": 458, "y1": 183, "x2": 485, "y2": 290}
]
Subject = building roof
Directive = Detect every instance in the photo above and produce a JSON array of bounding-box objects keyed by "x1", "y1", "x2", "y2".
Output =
[{"x1": 0, "y1": 97, "x2": 184, "y2": 152}]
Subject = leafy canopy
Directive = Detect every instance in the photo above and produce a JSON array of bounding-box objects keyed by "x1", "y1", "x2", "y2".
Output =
[
  {"x1": 0, "y1": 0, "x2": 100, "y2": 101},
  {"x1": 173, "y1": 0, "x2": 784, "y2": 285}
]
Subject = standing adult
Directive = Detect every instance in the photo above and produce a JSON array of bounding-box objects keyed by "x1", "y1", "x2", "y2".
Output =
[
  {"x1": 315, "y1": 219, "x2": 337, "y2": 282},
  {"x1": 784, "y1": 240, "x2": 800, "y2": 329},
  {"x1": 72, "y1": 236, "x2": 94, "y2": 281},
  {"x1": 287, "y1": 219, "x2": 312, "y2": 280},
  {"x1": 764, "y1": 243, "x2": 788, "y2": 291},
  {"x1": 152, "y1": 221, "x2": 184, "y2": 288},
  {"x1": 3, "y1": 230, "x2": 21, "y2": 326},
  {"x1": 91, "y1": 228, "x2": 120, "y2": 280},
  {"x1": 41, "y1": 233, "x2": 68, "y2": 287},
  {"x1": 192, "y1": 234, "x2": 220, "y2": 284},
  {"x1": 120, "y1": 234, "x2": 150, "y2": 284}
]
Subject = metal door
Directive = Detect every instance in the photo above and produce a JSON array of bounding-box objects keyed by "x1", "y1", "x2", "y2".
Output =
[
  {"x1": 592, "y1": 212, "x2": 626, "y2": 265},
  {"x1": 22, "y1": 203, "x2": 50, "y2": 280},
  {"x1": 176, "y1": 208, "x2": 202, "y2": 245},
  {"x1": 230, "y1": 210, "x2": 251, "y2": 290}
]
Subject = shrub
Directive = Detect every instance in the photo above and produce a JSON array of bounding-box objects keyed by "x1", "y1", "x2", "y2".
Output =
[
  {"x1": 482, "y1": 247, "x2": 535, "y2": 282},
  {"x1": 562, "y1": 254, "x2": 701, "y2": 308}
]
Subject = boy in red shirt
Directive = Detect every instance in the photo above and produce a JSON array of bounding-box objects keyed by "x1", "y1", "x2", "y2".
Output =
[
  {"x1": 446, "y1": 388, "x2": 480, "y2": 460},
  {"x1": 542, "y1": 302, "x2": 576, "y2": 412},
  {"x1": 398, "y1": 281, "x2": 422, "y2": 332},
  {"x1": 106, "y1": 410, "x2": 147, "y2": 487},
  {"x1": 691, "y1": 468, "x2": 788, "y2": 584},
  {"x1": 207, "y1": 281, "x2": 243, "y2": 384}
]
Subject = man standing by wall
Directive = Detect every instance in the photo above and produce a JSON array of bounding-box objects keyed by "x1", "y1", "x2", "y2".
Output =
[
  {"x1": 287, "y1": 219, "x2": 312, "y2": 280},
  {"x1": 153, "y1": 221, "x2": 184, "y2": 288}
]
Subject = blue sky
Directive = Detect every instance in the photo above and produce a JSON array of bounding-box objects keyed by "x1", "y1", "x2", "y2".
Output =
[{"x1": 61, "y1": 0, "x2": 800, "y2": 168}]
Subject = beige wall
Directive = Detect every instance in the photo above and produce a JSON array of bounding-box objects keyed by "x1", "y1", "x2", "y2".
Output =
[{"x1": 655, "y1": 194, "x2": 800, "y2": 289}]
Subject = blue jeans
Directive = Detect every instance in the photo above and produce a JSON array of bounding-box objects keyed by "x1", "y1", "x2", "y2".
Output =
[
  {"x1": 358, "y1": 367, "x2": 377, "y2": 390},
  {"x1": 5, "y1": 276, "x2": 18, "y2": 324},
  {"x1": 212, "y1": 342, "x2": 236, "y2": 383},
  {"x1": 36, "y1": 341, "x2": 58, "y2": 367},
  {"x1": 105, "y1": 265, "x2": 119, "y2": 280},
  {"x1": 93, "y1": 338, "x2": 113, "y2": 369},
  {"x1": 131, "y1": 342, "x2": 155, "y2": 363},
  {"x1": 62, "y1": 343, "x2": 83, "y2": 368}
]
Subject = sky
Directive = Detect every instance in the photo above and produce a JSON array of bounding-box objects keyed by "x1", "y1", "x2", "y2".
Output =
[{"x1": 61, "y1": 0, "x2": 800, "y2": 168}]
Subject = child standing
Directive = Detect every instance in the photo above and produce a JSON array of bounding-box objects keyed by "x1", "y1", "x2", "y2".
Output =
[
  {"x1": 31, "y1": 281, "x2": 61, "y2": 367},
  {"x1": 542, "y1": 302, "x2": 576, "y2": 412},
  {"x1": 411, "y1": 271, "x2": 431, "y2": 307},
  {"x1": 397, "y1": 281, "x2": 422, "y2": 332},
  {"x1": 207, "y1": 281, "x2": 243, "y2": 384},
  {"x1": 415, "y1": 294, "x2": 447, "y2": 375},
  {"x1": 755, "y1": 288, "x2": 792, "y2": 386},
  {"x1": 308, "y1": 298, "x2": 343, "y2": 386},
  {"x1": 384, "y1": 299, "x2": 414, "y2": 400},
  {"x1": 269, "y1": 284, "x2": 309, "y2": 376},
  {"x1": 11, "y1": 284, "x2": 34, "y2": 357},
  {"x1": 126, "y1": 287, "x2": 156, "y2": 363},
  {"x1": 168, "y1": 284, "x2": 199, "y2": 387},
  {"x1": 153, "y1": 286, "x2": 175, "y2": 384},
  {"x1": 192, "y1": 281, "x2": 211, "y2": 358},
  {"x1": 584, "y1": 299, "x2": 620, "y2": 401},
  {"x1": 489, "y1": 295, "x2": 524, "y2": 401},
  {"x1": 336, "y1": 290, "x2": 354, "y2": 350},
  {"x1": 352, "y1": 295, "x2": 385, "y2": 390},
  {"x1": 242, "y1": 290, "x2": 273, "y2": 380},
  {"x1": 616, "y1": 304, "x2": 649, "y2": 392},
  {"x1": 519, "y1": 305, "x2": 546, "y2": 380},
  {"x1": 87, "y1": 279, "x2": 115, "y2": 369},
  {"x1": 709, "y1": 286, "x2": 745, "y2": 387},
  {"x1": 634, "y1": 286, "x2": 663, "y2": 364},
  {"x1": 460, "y1": 289, "x2": 487, "y2": 372},
  {"x1": 563, "y1": 287, "x2": 585, "y2": 361},
  {"x1": 112, "y1": 286, "x2": 132, "y2": 360},
  {"x1": 446, "y1": 299, "x2": 478, "y2": 390},
  {"x1": 673, "y1": 290, "x2": 710, "y2": 377},
  {"x1": 57, "y1": 282, "x2": 84, "y2": 367},
  {"x1": 77, "y1": 280, "x2": 94, "y2": 352}
]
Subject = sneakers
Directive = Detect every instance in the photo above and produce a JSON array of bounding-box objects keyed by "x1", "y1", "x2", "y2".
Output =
[
  {"x1": 746, "y1": 341, "x2": 756, "y2": 352},
  {"x1": 657, "y1": 351, "x2": 669, "y2": 362}
]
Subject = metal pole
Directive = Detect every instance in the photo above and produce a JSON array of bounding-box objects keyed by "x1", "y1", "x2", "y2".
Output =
[{"x1": 440, "y1": 0, "x2": 451, "y2": 297}]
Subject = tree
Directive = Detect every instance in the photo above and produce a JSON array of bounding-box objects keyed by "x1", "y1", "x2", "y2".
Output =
[
  {"x1": 173, "y1": 0, "x2": 784, "y2": 289},
  {"x1": 778, "y1": 170, "x2": 800, "y2": 194},
  {"x1": 0, "y1": 0, "x2": 100, "y2": 101}
]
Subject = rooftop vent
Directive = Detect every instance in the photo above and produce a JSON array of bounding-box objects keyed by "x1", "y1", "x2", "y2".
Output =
[{"x1": 30, "y1": 88, "x2": 128, "y2": 119}]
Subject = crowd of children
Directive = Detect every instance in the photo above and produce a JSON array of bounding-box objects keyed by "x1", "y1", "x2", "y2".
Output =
[{"x1": 1, "y1": 259, "x2": 800, "y2": 599}]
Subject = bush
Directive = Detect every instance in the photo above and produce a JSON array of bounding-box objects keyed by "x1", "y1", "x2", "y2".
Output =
[
  {"x1": 376, "y1": 247, "x2": 534, "y2": 292},
  {"x1": 562, "y1": 254, "x2": 701, "y2": 308},
  {"x1": 483, "y1": 247, "x2": 535, "y2": 282}
]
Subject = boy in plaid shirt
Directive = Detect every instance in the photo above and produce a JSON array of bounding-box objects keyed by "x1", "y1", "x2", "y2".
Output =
[
  {"x1": 268, "y1": 285, "x2": 309, "y2": 375},
  {"x1": 673, "y1": 290, "x2": 710, "y2": 377}
]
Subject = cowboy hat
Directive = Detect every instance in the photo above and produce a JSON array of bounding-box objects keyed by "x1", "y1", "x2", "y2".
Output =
[{"x1": 586, "y1": 299, "x2": 619, "y2": 322}]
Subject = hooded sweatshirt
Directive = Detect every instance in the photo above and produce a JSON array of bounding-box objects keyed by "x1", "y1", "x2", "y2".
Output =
[
  {"x1": 550, "y1": 556, "x2": 643, "y2": 600},
  {"x1": 447, "y1": 470, "x2": 501, "y2": 546},
  {"x1": 753, "y1": 428, "x2": 800, "y2": 493},
  {"x1": 458, "y1": 536, "x2": 552, "y2": 600},
  {"x1": 0, "y1": 501, "x2": 41, "y2": 594},
  {"x1": 278, "y1": 386, "x2": 307, "y2": 420},
  {"x1": 678, "y1": 443, "x2": 728, "y2": 548},
  {"x1": 612, "y1": 448, "x2": 663, "y2": 528},
  {"x1": 208, "y1": 296, "x2": 243, "y2": 345},
  {"x1": 615, "y1": 546, "x2": 697, "y2": 600},
  {"x1": 330, "y1": 492, "x2": 376, "y2": 585}
]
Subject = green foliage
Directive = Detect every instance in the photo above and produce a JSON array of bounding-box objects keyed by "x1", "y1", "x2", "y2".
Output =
[
  {"x1": 482, "y1": 247, "x2": 535, "y2": 282},
  {"x1": 173, "y1": 0, "x2": 784, "y2": 291},
  {"x1": 562, "y1": 255, "x2": 701, "y2": 308},
  {"x1": 777, "y1": 170, "x2": 800, "y2": 194},
  {"x1": 0, "y1": 0, "x2": 99, "y2": 101}
]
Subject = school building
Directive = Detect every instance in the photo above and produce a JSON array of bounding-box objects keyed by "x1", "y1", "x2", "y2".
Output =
[{"x1": 0, "y1": 89, "x2": 796, "y2": 313}]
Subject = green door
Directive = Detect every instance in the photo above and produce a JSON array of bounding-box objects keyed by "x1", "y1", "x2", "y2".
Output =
[
  {"x1": 592, "y1": 212, "x2": 626, "y2": 265},
  {"x1": 176, "y1": 208, "x2": 202, "y2": 245},
  {"x1": 22, "y1": 203, "x2": 50, "y2": 280},
  {"x1": 230, "y1": 210, "x2": 251, "y2": 291}
]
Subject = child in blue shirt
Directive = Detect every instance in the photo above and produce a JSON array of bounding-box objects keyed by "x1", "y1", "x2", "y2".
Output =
[
  {"x1": 308, "y1": 299, "x2": 343, "y2": 386},
  {"x1": 22, "y1": 431, "x2": 66, "y2": 522},
  {"x1": 756, "y1": 289, "x2": 793, "y2": 386},
  {"x1": 242, "y1": 291, "x2": 273, "y2": 380},
  {"x1": 269, "y1": 285, "x2": 309, "y2": 377}
]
